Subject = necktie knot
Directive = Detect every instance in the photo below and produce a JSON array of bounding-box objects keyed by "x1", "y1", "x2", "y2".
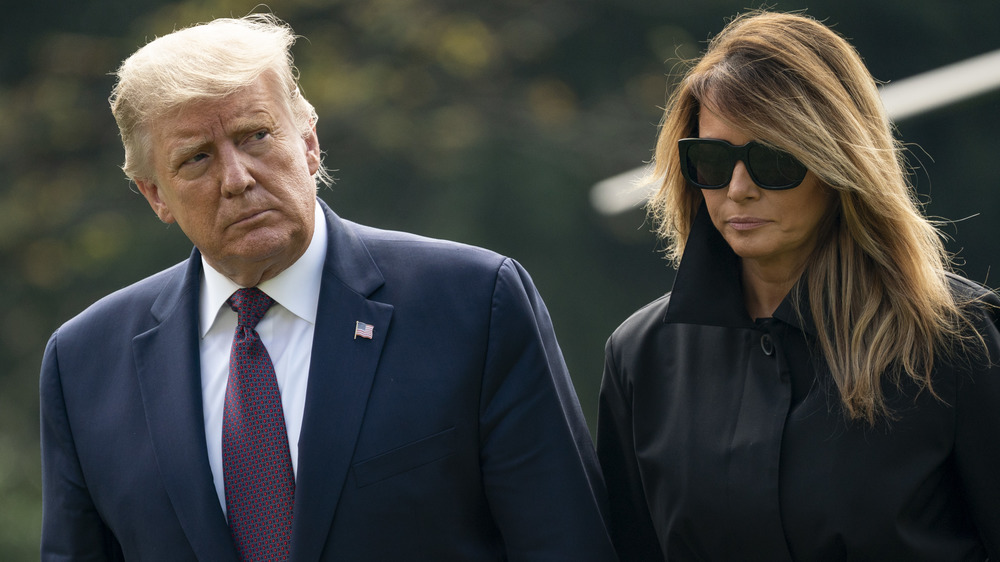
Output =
[{"x1": 228, "y1": 288, "x2": 274, "y2": 331}]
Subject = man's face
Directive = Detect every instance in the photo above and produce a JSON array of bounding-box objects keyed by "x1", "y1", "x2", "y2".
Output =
[{"x1": 135, "y1": 74, "x2": 321, "y2": 286}]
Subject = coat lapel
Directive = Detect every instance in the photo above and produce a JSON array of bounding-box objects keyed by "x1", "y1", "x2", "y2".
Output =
[
  {"x1": 132, "y1": 253, "x2": 239, "y2": 562},
  {"x1": 665, "y1": 203, "x2": 754, "y2": 329},
  {"x1": 290, "y1": 200, "x2": 393, "y2": 562}
]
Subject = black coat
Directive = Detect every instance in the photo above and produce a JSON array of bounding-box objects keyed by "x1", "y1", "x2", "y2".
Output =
[{"x1": 597, "y1": 208, "x2": 1000, "y2": 561}]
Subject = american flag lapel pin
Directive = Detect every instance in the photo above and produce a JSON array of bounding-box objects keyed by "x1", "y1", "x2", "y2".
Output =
[{"x1": 354, "y1": 321, "x2": 374, "y2": 340}]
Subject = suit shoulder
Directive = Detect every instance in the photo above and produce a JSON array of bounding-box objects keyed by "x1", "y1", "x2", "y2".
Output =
[
  {"x1": 57, "y1": 260, "x2": 189, "y2": 337},
  {"x1": 348, "y1": 221, "x2": 508, "y2": 273}
]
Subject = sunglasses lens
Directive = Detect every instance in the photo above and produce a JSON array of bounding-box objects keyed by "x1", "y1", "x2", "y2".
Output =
[
  {"x1": 684, "y1": 142, "x2": 732, "y2": 188},
  {"x1": 747, "y1": 144, "x2": 807, "y2": 188}
]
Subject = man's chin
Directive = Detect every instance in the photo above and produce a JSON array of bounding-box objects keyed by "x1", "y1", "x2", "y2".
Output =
[{"x1": 207, "y1": 231, "x2": 307, "y2": 282}]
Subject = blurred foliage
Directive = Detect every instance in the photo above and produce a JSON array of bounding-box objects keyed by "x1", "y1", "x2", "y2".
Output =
[{"x1": 3, "y1": 0, "x2": 999, "y2": 558}]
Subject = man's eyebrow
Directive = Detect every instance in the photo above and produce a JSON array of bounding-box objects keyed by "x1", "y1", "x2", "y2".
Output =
[
  {"x1": 229, "y1": 110, "x2": 277, "y2": 134},
  {"x1": 161, "y1": 109, "x2": 279, "y2": 165},
  {"x1": 164, "y1": 137, "x2": 209, "y2": 166}
]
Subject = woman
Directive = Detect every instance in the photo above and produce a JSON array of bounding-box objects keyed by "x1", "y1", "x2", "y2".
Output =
[{"x1": 597, "y1": 10, "x2": 1000, "y2": 561}]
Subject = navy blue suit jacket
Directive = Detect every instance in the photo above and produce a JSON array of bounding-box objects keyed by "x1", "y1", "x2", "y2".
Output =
[{"x1": 41, "y1": 199, "x2": 616, "y2": 561}]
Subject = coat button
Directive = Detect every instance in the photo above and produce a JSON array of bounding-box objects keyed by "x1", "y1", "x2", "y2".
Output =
[{"x1": 760, "y1": 334, "x2": 774, "y2": 356}]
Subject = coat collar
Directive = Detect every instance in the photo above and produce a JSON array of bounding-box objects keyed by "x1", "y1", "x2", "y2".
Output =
[
  {"x1": 663, "y1": 202, "x2": 817, "y2": 336},
  {"x1": 134, "y1": 254, "x2": 240, "y2": 561},
  {"x1": 133, "y1": 198, "x2": 393, "y2": 562},
  {"x1": 289, "y1": 198, "x2": 394, "y2": 561}
]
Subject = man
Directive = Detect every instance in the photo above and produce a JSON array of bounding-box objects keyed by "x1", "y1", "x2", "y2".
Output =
[{"x1": 40, "y1": 14, "x2": 616, "y2": 561}]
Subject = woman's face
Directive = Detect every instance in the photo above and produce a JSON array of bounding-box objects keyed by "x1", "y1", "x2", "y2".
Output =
[{"x1": 697, "y1": 107, "x2": 835, "y2": 278}]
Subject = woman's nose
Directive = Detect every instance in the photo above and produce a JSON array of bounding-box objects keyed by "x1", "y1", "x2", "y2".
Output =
[{"x1": 726, "y1": 161, "x2": 761, "y2": 201}]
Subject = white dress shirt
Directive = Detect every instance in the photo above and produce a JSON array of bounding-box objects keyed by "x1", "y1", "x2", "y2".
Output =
[{"x1": 199, "y1": 203, "x2": 327, "y2": 512}]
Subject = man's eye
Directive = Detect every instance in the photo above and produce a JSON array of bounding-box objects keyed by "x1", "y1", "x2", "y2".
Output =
[
  {"x1": 185, "y1": 153, "x2": 208, "y2": 164},
  {"x1": 252, "y1": 130, "x2": 269, "y2": 141}
]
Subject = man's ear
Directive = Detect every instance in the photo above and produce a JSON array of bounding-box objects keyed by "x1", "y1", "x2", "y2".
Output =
[
  {"x1": 304, "y1": 122, "x2": 321, "y2": 176},
  {"x1": 134, "y1": 178, "x2": 176, "y2": 224}
]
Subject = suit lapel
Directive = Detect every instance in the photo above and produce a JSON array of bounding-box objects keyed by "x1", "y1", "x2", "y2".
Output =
[
  {"x1": 290, "y1": 200, "x2": 393, "y2": 562},
  {"x1": 132, "y1": 253, "x2": 239, "y2": 562}
]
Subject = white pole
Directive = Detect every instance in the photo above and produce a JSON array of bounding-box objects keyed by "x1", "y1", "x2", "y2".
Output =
[{"x1": 590, "y1": 49, "x2": 1000, "y2": 215}]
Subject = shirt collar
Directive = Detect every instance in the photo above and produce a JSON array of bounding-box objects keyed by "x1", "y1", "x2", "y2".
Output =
[{"x1": 200, "y1": 202, "x2": 328, "y2": 337}]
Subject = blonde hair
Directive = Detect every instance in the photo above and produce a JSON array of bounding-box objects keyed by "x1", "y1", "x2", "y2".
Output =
[
  {"x1": 649, "y1": 11, "x2": 983, "y2": 423},
  {"x1": 109, "y1": 13, "x2": 330, "y2": 185}
]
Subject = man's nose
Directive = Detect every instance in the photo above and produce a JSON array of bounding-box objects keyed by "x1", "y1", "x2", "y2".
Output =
[
  {"x1": 726, "y1": 160, "x2": 761, "y2": 201},
  {"x1": 218, "y1": 144, "x2": 253, "y2": 196}
]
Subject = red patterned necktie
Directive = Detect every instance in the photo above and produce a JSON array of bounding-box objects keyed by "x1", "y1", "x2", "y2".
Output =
[{"x1": 223, "y1": 288, "x2": 294, "y2": 561}]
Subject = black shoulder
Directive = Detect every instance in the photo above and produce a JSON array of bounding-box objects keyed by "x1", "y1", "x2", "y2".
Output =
[
  {"x1": 607, "y1": 293, "x2": 672, "y2": 351},
  {"x1": 947, "y1": 273, "x2": 1000, "y2": 317},
  {"x1": 947, "y1": 272, "x2": 997, "y2": 301}
]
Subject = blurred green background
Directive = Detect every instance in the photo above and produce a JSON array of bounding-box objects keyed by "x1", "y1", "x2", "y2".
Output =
[{"x1": 3, "y1": 0, "x2": 998, "y2": 558}]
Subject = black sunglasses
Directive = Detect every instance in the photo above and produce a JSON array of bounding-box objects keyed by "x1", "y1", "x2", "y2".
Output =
[{"x1": 678, "y1": 138, "x2": 808, "y2": 190}]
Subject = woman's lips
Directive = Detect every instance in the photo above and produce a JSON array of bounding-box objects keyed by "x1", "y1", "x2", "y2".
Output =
[{"x1": 726, "y1": 217, "x2": 770, "y2": 231}]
